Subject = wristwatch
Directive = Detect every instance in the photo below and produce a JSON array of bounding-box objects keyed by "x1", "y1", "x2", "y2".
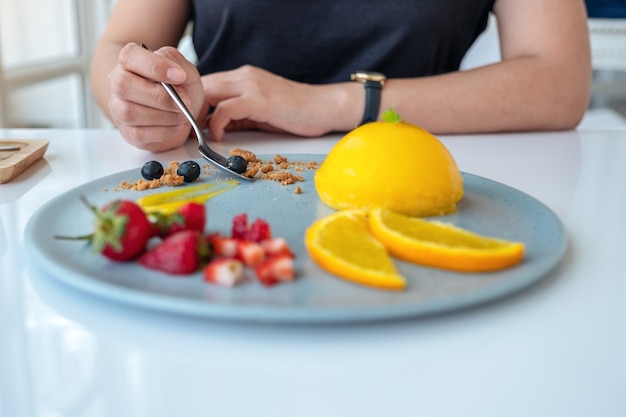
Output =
[{"x1": 351, "y1": 71, "x2": 386, "y2": 125}]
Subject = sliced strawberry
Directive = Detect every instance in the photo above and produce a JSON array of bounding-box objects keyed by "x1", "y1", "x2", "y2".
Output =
[
  {"x1": 139, "y1": 230, "x2": 208, "y2": 275},
  {"x1": 247, "y1": 218, "x2": 272, "y2": 242},
  {"x1": 204, "y1": 258, "x2": 244, "y2": 287},
  {"x1": 261, "y1": 237, "x2": 294, "y2": 258},
  {"x1": 231, "y1": 213, "x2": 248, "y2": 240},
  {"x1": 207, "y1": 233, "x2": 238, "y2": 258},
  {"x1": 254, "y1": 254, "x2": 295, "y2": 286},
  {"x1": 236, "y1": 240, "x2": 265, "y2": 267}
]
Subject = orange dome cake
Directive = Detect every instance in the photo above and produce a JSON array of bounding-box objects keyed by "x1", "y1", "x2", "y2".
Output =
[{"x1": 314, "y1": 111, "x2": 463, "y2": 217}]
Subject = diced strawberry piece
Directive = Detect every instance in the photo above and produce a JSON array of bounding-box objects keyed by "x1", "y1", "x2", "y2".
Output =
[
  {"x1": 255, "y1": 262, "x2": 279, "y2": 287},
  {"x1": 267, "y1": 255, "x2": 295, "y2": 282},
  {"x1": 261, "y1": 237, "x2": 294, "y2": 258},
  {"x1": 236, "y1": 240, "x2": 265, "y2": 267},
  {"x1": 231, "y1": 213, "x2": 248, "y2": 240},
  {"x1": 204, "y1": 258, "x2": 244, "y2": 287},
  {"x1": 254, "y1": 254, "x2": 295, "y2": 286},
  {"x1": 207, "y1": 233, "x2": 238, "y2": 258},
  {"x1": 247, "y1": 218, "x2": 272, "y2": 242},
  {"x1": 139, "y1": 230, "x2": 207, "y2": 275}
]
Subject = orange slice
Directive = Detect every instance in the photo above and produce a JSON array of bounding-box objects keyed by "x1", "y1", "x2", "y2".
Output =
[
  {"x1": 304, "y1": 210, "x2": 405, "y2": 291},
  {"x1": 368, "y1": 208, "x2": 525, "y2": 272}
]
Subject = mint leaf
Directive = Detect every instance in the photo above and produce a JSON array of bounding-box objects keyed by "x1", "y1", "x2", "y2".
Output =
[{"x1": 381, "y1": 106, "x2": 402, "y2": 123}]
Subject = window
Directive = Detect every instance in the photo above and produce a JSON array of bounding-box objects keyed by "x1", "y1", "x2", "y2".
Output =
[{"x1": 0, "y1": 0, "x2": 114, "y2": 128}]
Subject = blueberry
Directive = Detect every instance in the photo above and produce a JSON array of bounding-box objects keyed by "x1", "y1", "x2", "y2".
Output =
[
  {"x1": 177, "y1": 160, "x2": 201, "y2": 182},
  {"x1": 227, "y1": 156, "x2": 248, "y2": 174},
  {"x1": 141, "y1": 160, "x2": 164, "y2": 180}
]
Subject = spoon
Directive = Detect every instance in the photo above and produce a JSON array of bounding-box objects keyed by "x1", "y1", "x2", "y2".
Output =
[{"x1": 141, "y1": 44, "x2": 251, "y2": 181}]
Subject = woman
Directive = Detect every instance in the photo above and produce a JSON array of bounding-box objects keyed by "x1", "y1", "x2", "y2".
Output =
[{"x1": 91, "y1": 0, "x2": 591, "y2": 152}]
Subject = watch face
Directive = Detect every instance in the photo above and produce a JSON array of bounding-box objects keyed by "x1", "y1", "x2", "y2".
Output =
[{"x1": 351, "y1": 71, "x2": 386, "y2": 84}]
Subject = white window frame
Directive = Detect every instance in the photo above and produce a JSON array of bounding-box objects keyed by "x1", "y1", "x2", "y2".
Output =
[{"x1": 0, "y1": 0, "x2": 115, "y2": 128}]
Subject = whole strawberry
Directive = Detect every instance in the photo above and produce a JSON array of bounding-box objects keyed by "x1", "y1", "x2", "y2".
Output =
[
  {"x1": 93, "y1": 198, "x2": 153, "y2": 261},
  {"x1": 139, "y1": 230, "x2": 210, "y2": 275},
  {"x1": 57, "y1": 197, "x2": 152, "y2": 261},
  {"x1": 151, "y1": 202, "x2": 206, "y2": 237}
]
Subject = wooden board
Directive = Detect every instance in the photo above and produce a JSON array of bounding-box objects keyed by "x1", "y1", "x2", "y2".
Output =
[{"x1": 0, "y1": 139, "x2": 49, "y2": 184}]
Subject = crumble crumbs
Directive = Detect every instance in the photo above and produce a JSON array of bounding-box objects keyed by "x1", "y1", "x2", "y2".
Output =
[
  {"x1": 229, "y1": 148, "x2": 258, "y2": 162},
  {"x1": 116, "y1": 152, "x2": 318, "y2": 191},
  {"x1": 228, "y1": 150, "x2": 318, "y2": 186},
  {"x1": 120, "y1": 161, "x2": 184, "y2": 191}
]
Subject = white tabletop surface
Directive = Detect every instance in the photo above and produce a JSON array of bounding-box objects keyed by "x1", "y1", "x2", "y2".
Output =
[{"x1": 1, "y1": 127, "x2": 625, "y2": 417}]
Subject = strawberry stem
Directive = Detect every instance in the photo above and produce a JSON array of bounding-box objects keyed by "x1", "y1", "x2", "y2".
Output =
[
  {"x1": 76, "y1": 196, "x2": 128, "y2": 254},
  {"x1": 54, "y1": 233, "x2": 94, "y2": 241}
]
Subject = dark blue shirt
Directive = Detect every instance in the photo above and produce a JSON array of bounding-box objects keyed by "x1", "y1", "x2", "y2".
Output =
[
  {"x1": 585, "y1": 0, "x2": 626, "y2": 18},
  {"x1": 190, "y1": 0, "x2": 496, "y2": 83}
]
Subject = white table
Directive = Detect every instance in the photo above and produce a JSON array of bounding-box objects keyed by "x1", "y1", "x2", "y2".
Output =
[{"x1": 1, "y1": 128, "x2": 625, "y2": 417}]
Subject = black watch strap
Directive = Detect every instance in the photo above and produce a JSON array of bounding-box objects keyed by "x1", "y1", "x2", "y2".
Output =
[{"x1": 361, "y1": 80, "x2": 382, "y2": 125}]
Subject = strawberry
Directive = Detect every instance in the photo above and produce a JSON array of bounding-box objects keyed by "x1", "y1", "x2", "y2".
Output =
[
  {"x1": 56, "y1": 197, "x2": 152, "y2": 261},
  {"x1": 231, "y1": 213, "x2": 272, "y2": 242},
  {"x1": 207, "y1": 233, "x2": 238, "y2": 258},
  {"x1": 261, "y1": 237, "x2": 294, "y2": 258},
  {"x1": 231, "y1": 213, "x2": 248, "y2": 240},
  {"x1": 151, "y1": 202, "x2": 206, "y2": 237},
  {"x1": 204, "y1": 258, "x2": 245, "y2": 287},
  {"x1": 254, "y1": 254, "x2": 295, "y2": 287},
  {"x1": 236, "y1": 240, "x2": 266, "y2": 267},
  {"x1": 149, "y1": 221, "x2": 162, "y2": 238},
  {"x1": 139, "y1": 230, "x2": 209, "y2": 275},
  {"x1": 247, "y1": 218, "x2": 272, "y2": 242}
]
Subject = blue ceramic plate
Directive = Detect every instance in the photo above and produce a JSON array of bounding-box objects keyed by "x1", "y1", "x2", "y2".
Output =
[{"x1": 24, "y1": 154, "x2": 566, "y2": 323}]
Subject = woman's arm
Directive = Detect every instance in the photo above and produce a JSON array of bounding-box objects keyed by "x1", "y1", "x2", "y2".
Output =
[{"x1": 379, "y1": 0, "x2": 592, "y2": 133}]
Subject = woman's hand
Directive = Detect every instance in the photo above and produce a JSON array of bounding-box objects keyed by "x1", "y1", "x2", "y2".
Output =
[
  {"x1": 201, "y1": 65, "x2": 362, "y2": 141},
  {"x1": 107, "y1": 43, "x2": 205, "y2": 152}
]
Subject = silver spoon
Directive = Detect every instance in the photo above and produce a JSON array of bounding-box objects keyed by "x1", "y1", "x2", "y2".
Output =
[{"x1": 141, "y1": 44, "x2": 251, "y2": 181}]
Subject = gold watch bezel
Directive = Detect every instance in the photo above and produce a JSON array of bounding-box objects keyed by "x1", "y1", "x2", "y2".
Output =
[{"x1": 351, "y1": 71, "x2": 386, "y2": 85}]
